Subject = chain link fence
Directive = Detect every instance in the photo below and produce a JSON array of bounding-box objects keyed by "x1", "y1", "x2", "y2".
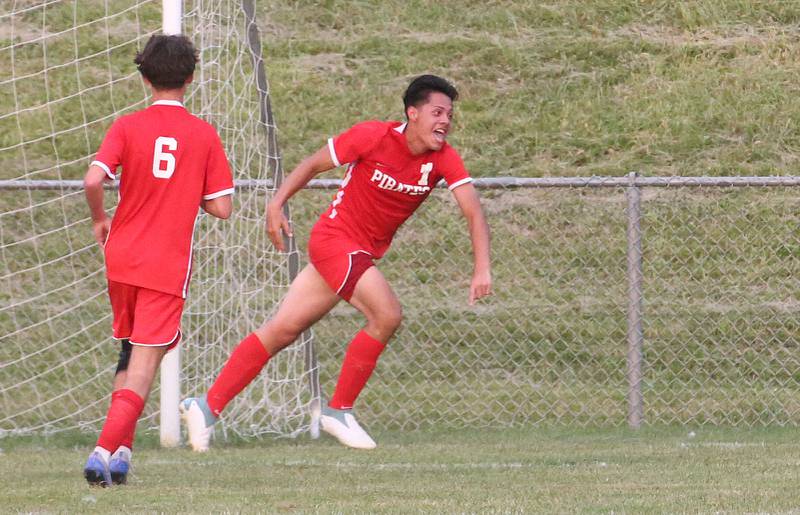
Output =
[
  {"x1": 291, "y1": 176, "x2": 800, "y2": 430},
  {"x1": 2, "y1": 176, "x2": 799, "y2": 437}
]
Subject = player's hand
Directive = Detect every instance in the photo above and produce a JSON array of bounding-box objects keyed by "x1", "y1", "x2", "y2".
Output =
[
  {"x1": 469, "y1": 268, "x2": 492, "y2": 306},
  {"x1": 266, "y1": 202, "x2": 292, "y2": 252},
  {"x1": 92, "y1": 218, "x2": 111, "y2": 248}
]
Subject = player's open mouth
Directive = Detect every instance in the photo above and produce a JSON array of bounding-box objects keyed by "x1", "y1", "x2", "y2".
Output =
[{"x1": 433, "y1": 128, "x2": 447, "y2": 142}]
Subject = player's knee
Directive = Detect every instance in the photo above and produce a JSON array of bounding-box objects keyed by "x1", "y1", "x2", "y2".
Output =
[
  {"x1": 386, "y1": 306, "x2": 403, "y2": 332},
  {"x1": 373, "y1": 305, "x2": 402, "y2": 338},
  {"x1": 115, "y1": 339, "x2": 132, "y2": 375}
]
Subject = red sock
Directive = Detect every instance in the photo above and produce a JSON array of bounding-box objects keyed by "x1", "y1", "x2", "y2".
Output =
[
  {"x1": 96, "y1": 389, "x2": 144, "y2": 453},
  {"x1": 111, "y1": 389, "x2": 136, "y2": 451},
  {"x1": 329, "y1": 330, "x2": 386, "y2": 410},
  {"x1": 207, "y1": 333, "x2": 271, "y2": 417},
  {"x1": 120, "y1": 425, "x2": 136, "y2": 451}
]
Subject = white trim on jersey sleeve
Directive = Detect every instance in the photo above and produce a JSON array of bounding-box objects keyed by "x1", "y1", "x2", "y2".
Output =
[
  {"x1": 202, "y1": 187, "x2": 235, "y2": 200},
  {"x1": 327, "y1": 137, "x2": 341, "y2": 167},
  {"x1": 448, "y1": 177, "x2": 473, "y2": 190},
  {"x1": 393, "y1": 122, "x2": 407, "y2": 133},
  {"x1": 91, "y1": 160, "x2": 116, "y2": 180}
]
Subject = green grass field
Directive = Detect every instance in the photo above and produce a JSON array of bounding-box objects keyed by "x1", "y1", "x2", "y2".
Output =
[
  {"x1": 3, "y1": 1, "x2": 800, "y2": 511},
  {"x1": 3, "y1": 427, "x2": 800, "y2": 512}
]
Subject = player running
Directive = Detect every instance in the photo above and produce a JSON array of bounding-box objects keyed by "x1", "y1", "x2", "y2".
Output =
[
  {"x1": 82, "y1": 34, "x2": 234, "y2": 486},
  {"x1": 182, "y1": 74, "x2": 491, "y2": 450}
]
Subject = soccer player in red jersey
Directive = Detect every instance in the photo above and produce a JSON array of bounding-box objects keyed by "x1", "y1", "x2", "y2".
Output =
[
  {"x1": 182, "y1": 75, "x2": 491, "y2": 450},
  {"x1": 82, "y1": 35, "x2": 234, "y2": 486}
]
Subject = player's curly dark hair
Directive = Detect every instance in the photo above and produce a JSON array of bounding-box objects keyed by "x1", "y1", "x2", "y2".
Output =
[
  {"x1": 403, "y1": 74, "x2": 458, "y2": 116},
  {"x1": 134, "y1": 35, "x2": 198, "y2": 90}
]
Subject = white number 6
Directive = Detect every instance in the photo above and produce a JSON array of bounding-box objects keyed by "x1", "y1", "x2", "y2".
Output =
[{"x1": 152, "y1": 136, "x2": 177, "y2": 179}]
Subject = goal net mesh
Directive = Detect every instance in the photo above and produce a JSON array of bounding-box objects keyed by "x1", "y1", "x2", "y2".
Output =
[{"x1": 0, "y1": 0, "x2": 314, "y2": 439}]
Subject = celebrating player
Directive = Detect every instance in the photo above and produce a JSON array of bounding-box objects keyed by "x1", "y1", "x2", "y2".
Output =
[
  {"x1": 82, "y1": 34, "x2": 234, "y2": 486},
  {"x1": 181, "y1": 74, "x2": 491, "y2": 450}
]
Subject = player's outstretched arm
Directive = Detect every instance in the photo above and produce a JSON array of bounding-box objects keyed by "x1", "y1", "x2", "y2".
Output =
[
  {"x1": 202, "y1": 195, "x2": 232, "y2": 219},
  {"x1": 451, "y1": 182, "x2": 492, "y2": 305},
  {"x1": 266, "y1": 145, "x2": 336, "y2": 251},
  {"x1": 83, "y1": 164, "x2": 113, "y2": 247}
]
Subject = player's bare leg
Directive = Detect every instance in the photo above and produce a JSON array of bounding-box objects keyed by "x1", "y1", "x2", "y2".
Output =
[
  {"x1": 347, "y1": 267, "x2": 403, "y2": 343},
  {"x1": 320, "y1": 266, "x2": 401, "y2": 449},
  {"x1": 112, "y1": 371, "x2": 126, "y2": 391},
  {"x1": 253, "y1": 263, "x2": 342, "y2": 355},
  {"x1": 85, "y1": 344, "x2": 167, "y2": 486},
  {"x1": 182, "y1": 264, "x2": 340, "y2": 451},
  {"x1": 120, "y1": 345, "x2": 166, "y2": 402}
]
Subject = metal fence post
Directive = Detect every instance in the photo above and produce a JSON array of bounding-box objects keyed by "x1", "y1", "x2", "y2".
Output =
[{"x1": 626, "y1": 172, "x2": 644, "y2": 428}]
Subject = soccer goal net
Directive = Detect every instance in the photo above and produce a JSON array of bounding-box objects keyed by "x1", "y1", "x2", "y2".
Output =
[{"x1": 0, "y1": 0, "x2": 316, "y2": 440}]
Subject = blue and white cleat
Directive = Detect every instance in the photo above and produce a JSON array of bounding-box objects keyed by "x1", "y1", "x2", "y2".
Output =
[
  {"x1": 109, "y1": 446, "x2": 131, "y2": 485},
  {"x1": 180, "y1": 397, "x2": 217, "y2": 452},
  {"x1": 84, "y1": 450, "x2": 112, "y2": 487},
  {"x1": 320, "y1": 406, "x2": 377, "y2": 450}
]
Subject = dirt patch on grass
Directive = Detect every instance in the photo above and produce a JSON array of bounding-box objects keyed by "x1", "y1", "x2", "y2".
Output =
[
  {"x1": 0, "y1": 19, "x2": 49, "y2": 43},
  {"x1": 292, "y1": 52, "x2": 351, "y2": 75}
]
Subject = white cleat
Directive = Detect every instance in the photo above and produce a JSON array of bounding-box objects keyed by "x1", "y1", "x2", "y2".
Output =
[
  {"x1": 180, "y1": 397, "x2": 216, "y2": 452},
  {"x1": 320, "y1": 406, "x2": 377, "y2": 450}
]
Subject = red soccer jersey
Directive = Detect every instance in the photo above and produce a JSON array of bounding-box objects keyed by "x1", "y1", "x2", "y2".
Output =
[
  {"x1": 314, "y1": 120, "x2": 472, "y2": 259},
  {"x1": 92, "y1": 100, "x2": 234, "y2": 298}
]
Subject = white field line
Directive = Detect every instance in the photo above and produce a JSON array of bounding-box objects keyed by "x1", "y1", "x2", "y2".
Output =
[
  {"x1": 142, "y1": 458, "x2": 616, "y2": 470},
  {"x1": 681, "y1": 441, "x2": 767, "y2": 449}
]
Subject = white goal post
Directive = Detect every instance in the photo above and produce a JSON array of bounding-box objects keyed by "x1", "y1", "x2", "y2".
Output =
[{"x1": 158, "y1": 0, "x2": 184, "y2": 449}]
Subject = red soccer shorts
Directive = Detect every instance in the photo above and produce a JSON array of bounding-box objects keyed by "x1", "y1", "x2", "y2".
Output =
[
  {"x1": 308, "y1": 226, "x2": 375, "y2": 301},
  {"x1": 107, "y1": 280, "x2": 184, "y2": 350}
]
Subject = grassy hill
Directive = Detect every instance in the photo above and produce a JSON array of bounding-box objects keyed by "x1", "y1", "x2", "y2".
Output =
[
  {"x1": 3, "y1": 1, "x2": 800, "y2": 179},
  {"x1": 259, "y1": 0, "x2": 800, "y2": 177}
]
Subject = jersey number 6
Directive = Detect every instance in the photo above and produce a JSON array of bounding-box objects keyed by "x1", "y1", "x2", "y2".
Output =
[{"x1": 152, "y1": 136, "x2": 178, "y2": 179}]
